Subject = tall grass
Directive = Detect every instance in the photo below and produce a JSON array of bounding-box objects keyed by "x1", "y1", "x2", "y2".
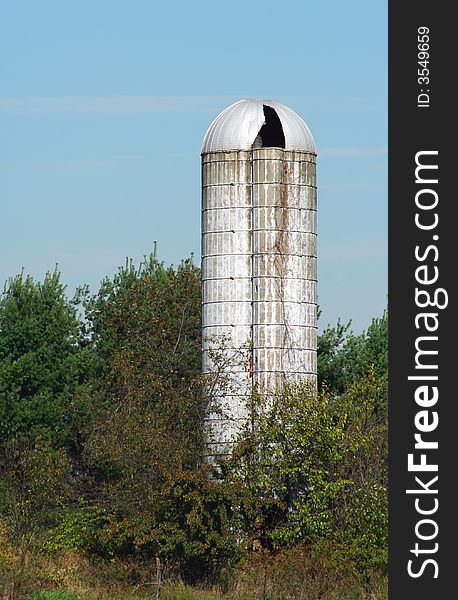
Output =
[
  {"x1": 2, "y1": 549, "x2": 387, "y2": 600},
  {"x1": 27, "y1": 593, "x2": 92, "y2": 600}
]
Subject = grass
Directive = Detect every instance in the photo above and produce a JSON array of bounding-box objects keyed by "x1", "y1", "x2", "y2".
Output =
[
  {"x1": 2, "y1": 546, "x2": 387, "y2": 600},
  {"x1": 25, "y1": 589, "x2": 228, "y2": 600},
  {"x1": 27, "y1": 594, "x2": 93, "y2": 600},
  {"x1": 20, "y1": 583, "x2": 388, "y2": 600}
]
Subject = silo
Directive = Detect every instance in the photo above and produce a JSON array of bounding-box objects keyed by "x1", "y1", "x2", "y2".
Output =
[{"x1": 201, "y1": 99, "x2": 317, "y2": 459}]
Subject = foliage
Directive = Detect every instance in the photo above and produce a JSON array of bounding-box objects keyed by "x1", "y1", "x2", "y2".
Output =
[
  {"x1": 234, "y1": 543, "x2": 387, "y2": 600},
  {"x1": 0, "y1": 518, "x2": 16, "y2": 574},
  {"x1": 228, "y1": 387, "x2": 347, "y2": 547},
  {"x1": 317, "y1": 319, "x2": 351, "y2": 393},
  {"x1": 0, "y1": 439, "x2": 74, "y2": 599},
  {"x1": 83, "y1": 255, "x2": 204, "y2": 482},
  {"x1": 2, "y1": 548, "x2": 387, "y2": 600},
  {"x1": 227, "y1": 368, "x2": 387, "y2": 570},
  {"x1": 332, "y1": 368, "x2": 388, "y2": 569},
  {"x1": 0, "y1": 270, "x2": 96, "y2": 450},
  {"x1": 90, "y1": 467, "x2": 247, "y2": 583},
  {"x1": 0, "y1": 256, "x2": 388, "y2": 597},
  {"x1": 317, "y1": 311, "x2": 388, "y2": 393},
  {"x1": 75, "y1": 255, "x2": 222, "y2": 581},
  {"x1": 40, "y1": 501, "x2": 104, "y2": 556},
  {"x1": 0, "y1": 439, "x2": 72, "y2": 557},
  {"x1": 86, "y1": 254, "x2": 201, "y2": 395}
]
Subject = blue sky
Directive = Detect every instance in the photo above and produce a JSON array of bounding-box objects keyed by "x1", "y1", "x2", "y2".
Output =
[{"x1": 1, "y1": 0, "x2": 387, "y2": 333}]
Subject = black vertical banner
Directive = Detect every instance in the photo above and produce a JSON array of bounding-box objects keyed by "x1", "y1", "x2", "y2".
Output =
[{"x1": 389, "y1": 3, "x2": 454, "y2": 598}]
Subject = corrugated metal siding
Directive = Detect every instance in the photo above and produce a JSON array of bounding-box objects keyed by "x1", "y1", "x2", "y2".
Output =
[
  {"x1": 202, "y1": 145, "x2": 317, "y2": 460},
  {"x1": 251, "y1": 148, "x2": 317, "y2": 399},
  {"x1": 202, "y1": 150, "x2": 253, "y2": 457}
]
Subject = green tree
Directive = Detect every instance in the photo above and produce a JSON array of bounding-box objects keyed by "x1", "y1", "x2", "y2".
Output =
[
  {"x1": 317, "y1": 310, "x2": 388, "y2": 394},
  {"x1": 86, "y1": 254, "x2": 201, "y2": 392},
  {"x1": 83, "y1": 254, "x2": 203, "y2": 473},
  {"x1": 317, "y1": 319, "x2": 351, "y2": 393},
  {"x1": 0, "y1": 438, "x2": 72, "y2": 582},
  {"x1": 230, "y1": 386, "x2": 347, "y2": 547},
  {"x1": 227, "y1": 366, "x2": 388, "y2": 570},
  {"x1": 80, "y1": 255, "x2": 211, "y2": 576},
  {"x1": 333, "y1": 368, "x2": 388, "y2": 569},
  {"x1": 91, "y1": 466, "x2": 247, "y2": 583},
  {"x1": 0, "y1": 270, "x2": 95, "y2": 449}
]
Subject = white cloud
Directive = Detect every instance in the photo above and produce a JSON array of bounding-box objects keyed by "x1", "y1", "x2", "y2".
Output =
[
  {"x1": 0, "y1": 159, "x2": 118, "y2": 172},
  {"x1": 0, "y1": 95, "x2": 235, "y2": 116},
  {"x1": 0, "y1": 94, "x2": 386, "y2": 116}
]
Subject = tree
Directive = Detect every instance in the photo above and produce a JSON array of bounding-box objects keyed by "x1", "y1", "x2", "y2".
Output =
[
  {"x1": 91, "y1": 466, "x2": 247, "y2": 583},
  {"x1": 83, "y1": 254, "x2": 203, "y2": 470},
  {"x1": 0, "y1": 438, "x2": 73, "y2": 592},
  {"x1": 317, "y1": 319, "x2": 351, "y2": 393},
  {"x1": 0, "y1": 270, "x2": 95, "y2": 449},
  {"x1": 317, "y1": 311, "x2": 388, "y2": 394},
  {"x1": 0, "y1": 253, "x2": 389, "y2": 591},
  {"x1": 332, "y1": 367, "x2": 388, "y2": 569},
  {"x1": 229, "y1": 386, "x2": 347, "y2": 547},
  {"x1": 80, "y1": 255, "x2": 210, "y2": 575},
  {"x1": 85, "y1": 254, "x2": 201, "y2": 401},
  {"x1": 226, "y1": 366, "x2": 388, "y2": 570}
]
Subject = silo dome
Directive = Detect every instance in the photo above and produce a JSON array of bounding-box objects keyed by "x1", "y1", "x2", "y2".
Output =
[{"x1": 201, "y1": 99, "x2": 316, "y2": 154}]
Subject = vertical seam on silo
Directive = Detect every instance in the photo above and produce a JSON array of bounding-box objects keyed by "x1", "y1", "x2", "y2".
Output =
[
  {"x1": 250, "y1": 149, "x2": 255, "y2": 392},
  {"x1": 201, "y1": 156, "x2": 205, "y2": 375},
  {"x1": 276, "y1": 154, "x2": 288, "y2": 382}
]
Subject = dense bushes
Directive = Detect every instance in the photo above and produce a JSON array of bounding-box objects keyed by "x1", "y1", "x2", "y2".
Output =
[
  {"x1": 223, "y1": 369, "x2": 387, "y2": 571},
  {"x1": 0, "y1": 254, "x2": 387, "y2": 598}
]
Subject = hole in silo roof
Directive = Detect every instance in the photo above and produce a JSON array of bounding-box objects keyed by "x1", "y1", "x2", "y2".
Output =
[{"x1": 254, "y1": 105, "x2": 286, "y2": 149}]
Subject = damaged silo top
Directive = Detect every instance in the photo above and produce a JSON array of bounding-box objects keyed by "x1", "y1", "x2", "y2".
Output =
[{"x1": 201, "y1": 98, "x2": 316, "y2": 154}]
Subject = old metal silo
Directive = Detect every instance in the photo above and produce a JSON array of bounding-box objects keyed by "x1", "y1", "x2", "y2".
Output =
[{"x1": 201, "y1": 99, "x2": 317, "y2": 459}]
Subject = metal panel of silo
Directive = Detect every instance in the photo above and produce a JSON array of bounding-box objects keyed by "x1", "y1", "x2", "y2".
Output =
[
  {"x1": 252, "y1": 147, "x2": 317, "y2": 395},
  {"x1": 201, "y1": 150, "x2": 252, "y2": 458}
]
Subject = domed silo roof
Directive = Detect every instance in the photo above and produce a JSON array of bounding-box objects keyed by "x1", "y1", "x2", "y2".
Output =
[{"x1": 201, "y1": 99, "x2": 316, "y2": 154}]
